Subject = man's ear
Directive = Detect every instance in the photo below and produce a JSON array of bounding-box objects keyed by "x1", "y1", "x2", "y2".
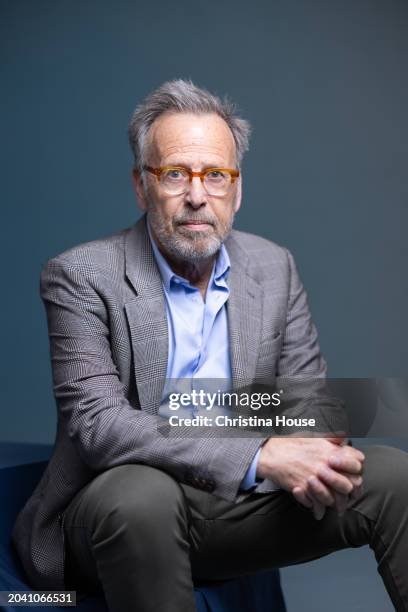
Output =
[
  {"x1": 234, "y1": 176, "x2": 242, "y2": 213},
  {"x1": 132, "y1": 168, "x2": 148, "y2": 211}
]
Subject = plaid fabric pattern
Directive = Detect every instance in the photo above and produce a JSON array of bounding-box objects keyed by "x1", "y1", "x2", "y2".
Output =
[{"x1": 12, "y1": 215, "x2": 326, "y2": 589}]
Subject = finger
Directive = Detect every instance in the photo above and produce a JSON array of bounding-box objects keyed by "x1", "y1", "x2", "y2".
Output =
[
  {"x1": 331, "y1": 445, "x2": 365, "y2": 462},
  {"x1": 307, "y1": 476, "x2": 335, "y2": 507},
  {"x1": 353, "y1": 448, "x2": 366, "y2": 462},
  {"x1": 349, "y1": 482, "x2": 364, "y2": 502},
  {"x1": 328, "y1": 453, "x2": 364, "y2": 475},
  {"x1": 330, "y1": 471, "x2": 363, "y2": 490},
  {"x1": 347, "y1": 474, "x2": 363, "y2": 487},
  {"x1": 310, "y1": 497, "x2": 326, "y2": 521},
  {"x1": 292, "y1": 487, "x2": 326, "y2": 520},
  {"x1": 317, "y1": 466, "x2": 354, "y2": 495},
  {"x1": 342, "y1": 447, "x2": 366, "y2": 463},
  {"x1": 292, "y1": 486, "x2": 313, "y2": 508}
]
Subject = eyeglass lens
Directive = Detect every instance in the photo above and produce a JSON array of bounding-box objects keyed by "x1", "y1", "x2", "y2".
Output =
[{"x1": 160, "y1": 169, "x2": 232, "y2": 196}]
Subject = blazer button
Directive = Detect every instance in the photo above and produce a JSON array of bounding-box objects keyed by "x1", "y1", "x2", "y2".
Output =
[
  {"x1": 204, "y1": 480, "x2": 215, "y2": 493},
  {"x1": 195, "y1": 477, "x2": 209, "y2": 489}
]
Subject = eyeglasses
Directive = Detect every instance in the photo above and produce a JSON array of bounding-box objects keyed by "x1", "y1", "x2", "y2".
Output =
[{"x1": 143, "y1": 165, "x2": 240, "y2": 197}]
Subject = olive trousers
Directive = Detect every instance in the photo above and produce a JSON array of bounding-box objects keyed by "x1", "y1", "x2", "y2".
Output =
[{"x1": 63, "y1": 445, "x2": 408, "y2": 612}]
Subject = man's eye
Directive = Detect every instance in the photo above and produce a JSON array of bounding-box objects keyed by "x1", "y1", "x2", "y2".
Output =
[
  {"x1": 164, "y1": 169, "x2": 186, "y2": 180},
  {"x1": 206, "y1": 171, "x2": 226, "y2": 181}
]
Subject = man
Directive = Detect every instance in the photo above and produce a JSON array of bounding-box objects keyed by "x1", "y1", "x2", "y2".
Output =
[{"x1": 13, "y1": 79, "x2": 408, "y2": 611}]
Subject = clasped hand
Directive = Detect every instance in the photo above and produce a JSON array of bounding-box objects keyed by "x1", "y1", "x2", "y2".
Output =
[{"x1": 257, "y1": 436, "x2": 365, "y2": 520}]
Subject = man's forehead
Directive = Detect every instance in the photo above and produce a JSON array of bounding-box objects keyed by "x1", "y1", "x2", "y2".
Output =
[{"x1": 147, "y1": 112, "x2": 236, "y2": 164}]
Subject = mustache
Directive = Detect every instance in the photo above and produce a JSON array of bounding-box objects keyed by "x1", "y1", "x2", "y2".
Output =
[{"x1": 174, "y1": 214, "x2": 217, "y2": 226}]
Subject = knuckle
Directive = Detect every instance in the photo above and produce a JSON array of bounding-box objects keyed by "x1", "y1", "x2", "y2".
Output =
[
  {"x1": 336, "y1": 477, "x2": 351, "y2": 494},
  {"x1": 307, "y1": 477, "x2": 318, "y2": 490},
  {"x1": 307, "y1": 482, "x2": 322, "y2": 498}
]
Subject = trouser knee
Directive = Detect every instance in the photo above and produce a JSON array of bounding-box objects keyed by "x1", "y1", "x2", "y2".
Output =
[
  {"x1": 358, "y1": 445, "x2": 408, "y2": 512},
  {"x1": 85, "y1": 464, "x2": 189, "y2": 539},
  {"x1": 64, "y1": 465, "x2": 195, "y2": 608}
]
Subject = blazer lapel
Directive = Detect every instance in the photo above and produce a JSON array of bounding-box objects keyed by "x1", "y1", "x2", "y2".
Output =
[
  {"x1": 124, "y1": 216, "x2": 168, "y2": 415},
  {"x1": 123, "y1": 219, "x2": 264, "y2": 410},
  {"x1": 225, "y1": 233, "x2": 263, "y2": 389}
]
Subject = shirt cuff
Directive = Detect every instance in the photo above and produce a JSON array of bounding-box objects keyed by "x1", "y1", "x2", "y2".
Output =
[{"x1": 240, "y1": 447, "x2": 263, "y2": 490}]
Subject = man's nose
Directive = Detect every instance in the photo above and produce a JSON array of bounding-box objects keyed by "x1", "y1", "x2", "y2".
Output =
[{"x1": 185, "y1": 176, "x2": 207, "y2": 208}]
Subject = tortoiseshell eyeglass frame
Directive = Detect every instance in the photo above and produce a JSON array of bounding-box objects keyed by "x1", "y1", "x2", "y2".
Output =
[{"x1": 143, "y1": 165, "x2": 240, "y2": 185}]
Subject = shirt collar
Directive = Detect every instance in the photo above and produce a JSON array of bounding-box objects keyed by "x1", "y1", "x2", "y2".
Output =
[{"x1": 147, "y1": 218, "x2": 230, "y2": 292}]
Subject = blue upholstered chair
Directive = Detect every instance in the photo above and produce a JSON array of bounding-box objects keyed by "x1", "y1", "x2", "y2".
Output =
[{"x1": 0, "y1": 443, "x2": 286, "y2": 612}]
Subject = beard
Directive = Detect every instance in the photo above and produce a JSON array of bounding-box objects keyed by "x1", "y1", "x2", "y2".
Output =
[{"x1": 146, "y1": 201, "x2": 236, "y2": 263}]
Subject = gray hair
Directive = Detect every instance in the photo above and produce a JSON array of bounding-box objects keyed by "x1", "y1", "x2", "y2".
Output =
[{"x1": 128, "y1": 79, "x2": 251, "y2": 172}]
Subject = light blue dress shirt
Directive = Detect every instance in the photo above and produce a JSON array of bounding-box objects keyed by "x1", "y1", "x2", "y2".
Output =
[{"x1": 147, "y1": 223, "x2": 260, "y2": 490}]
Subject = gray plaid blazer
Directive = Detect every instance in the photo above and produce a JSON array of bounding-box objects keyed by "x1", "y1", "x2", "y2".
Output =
[{"x1": 12, "y1": 214, "x2": 327, "y2": 589}]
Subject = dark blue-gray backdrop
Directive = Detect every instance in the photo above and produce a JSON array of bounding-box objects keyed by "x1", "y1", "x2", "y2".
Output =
[
  {"x1": 1, "y1": 1, "x2": 407, "y2": 610},
  {"x1": 2, "y1": 0, "x2": 408, "y2": 443}
]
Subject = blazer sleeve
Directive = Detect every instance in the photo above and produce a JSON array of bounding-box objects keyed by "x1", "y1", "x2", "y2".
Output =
[
  {"x1": 277, "y1": 248, "x2": 327, "y2": 377},
  {"x1": 40, "y1": 257, "x2": 263, "y2": 502},
  {"x1": 275, "y1": 249, "x2": 348, "y2": 436}
]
